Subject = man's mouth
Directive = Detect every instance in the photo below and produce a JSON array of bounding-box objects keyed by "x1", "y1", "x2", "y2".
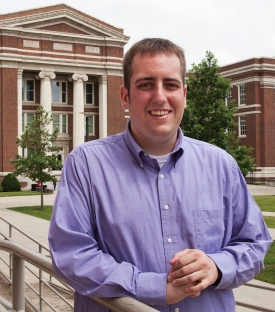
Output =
[{"x1": 150, "y1": 110, "x2": 170, "y2": 116}]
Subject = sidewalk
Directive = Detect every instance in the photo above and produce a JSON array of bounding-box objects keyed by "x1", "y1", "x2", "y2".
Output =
[{"x1": 0, "y1": 185, "x2": 274, "y2": 312}]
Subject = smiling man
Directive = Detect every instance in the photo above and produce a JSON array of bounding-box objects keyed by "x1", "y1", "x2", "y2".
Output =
[{"x1": 49, "y1": 38, "x2": 272, "y2": 312}]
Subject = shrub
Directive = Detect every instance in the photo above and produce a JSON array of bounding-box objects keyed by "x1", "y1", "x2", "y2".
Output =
[
  {"x1": 1, "y1": 173, "x2": 21, "y2": 192},
  {"x1": 0, "y1": 185, "x2": 3, "y2": 192}
]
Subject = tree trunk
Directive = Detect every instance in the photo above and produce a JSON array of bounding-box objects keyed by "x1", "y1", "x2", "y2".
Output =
[{"x1": 40, "y1": 182, "x2": 44, "y2": 210}]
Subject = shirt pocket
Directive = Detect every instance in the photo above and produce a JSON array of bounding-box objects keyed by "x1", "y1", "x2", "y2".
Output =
[{"x1": 193, "y1": 210, "x2": 224, "y2": 254}]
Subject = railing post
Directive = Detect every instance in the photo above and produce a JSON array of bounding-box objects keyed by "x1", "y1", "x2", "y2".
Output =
[
  {"x1": 9, "y1": 225, "x2": 12, "y2": 279},
  {"x1": 12, "y1": 254, "x2": 25, "y2": 312}
]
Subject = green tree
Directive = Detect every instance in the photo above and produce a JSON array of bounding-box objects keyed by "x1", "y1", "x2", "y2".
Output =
[
  {"x1": 181, "y1": 51, "x2": 256, "y2": 176},
  {"x1": 11, "y1": 105, "x2": 62, "y2": 210}
]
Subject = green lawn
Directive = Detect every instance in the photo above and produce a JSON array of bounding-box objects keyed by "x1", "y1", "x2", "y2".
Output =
[
  {"x1": 254, "y1": 196, "x2": 275, "y2": 212},
  {"x1": 255, "y1": 241, "x2": 275, "y2": 284},
  {"x1": 264, "y1": 216, "x2": 275, "y2": 229},
  {"x1": 0, "y1": 191, "x2": 50, "y2": 197},
  {"x1": 8, "y1": 205, "x2": 53, "y2": 221}
]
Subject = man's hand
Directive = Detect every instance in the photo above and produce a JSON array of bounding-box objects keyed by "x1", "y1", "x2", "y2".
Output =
[
  {"x1": 166, "y1": 282, "x2": 200, "y2": 305},
  {"x1": 167, "y1": 249, "x2": 220, "y2": 295}
]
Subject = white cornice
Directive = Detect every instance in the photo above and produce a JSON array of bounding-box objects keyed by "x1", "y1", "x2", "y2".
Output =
[
  {"x1": 0, "y1": 57, "x2": 123, "y2": 77},
  {"x1": 0, "y1": 47, "x2": 123, "y2": 61},
  {"x1": 234, "y1": 111, "x2": 261, "y2": 116},
  {"x1": 237, "y1": 104, "x2": 261, "y2": 109},
  {"x1": 221, "y1": 63, "x2": 275, "y2": 78},
  {"x1": 229, "y1": 76, "x2": 275, "y2": 86},
  {"x1": 0, "y1": 27, "x2": 128, "y2": 46}
]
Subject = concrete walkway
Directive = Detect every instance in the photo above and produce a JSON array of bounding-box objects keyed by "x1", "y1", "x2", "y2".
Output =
[{"x1": 0, "y1": 185, "x2": 274, "y2": 311}]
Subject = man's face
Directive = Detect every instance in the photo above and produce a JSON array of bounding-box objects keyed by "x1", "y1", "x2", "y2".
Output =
[{"x1": 121, "y1": 52, "x2": 187, "y2": 154}]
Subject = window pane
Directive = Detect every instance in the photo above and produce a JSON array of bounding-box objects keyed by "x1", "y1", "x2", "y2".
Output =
[
  {"x1": 62, "y1": 92, "x2": 66, "y2": 103},
  {"x1": 52, "y1": 82, "x2": 60, "y2": 102},
  {"x1": 27, "y1": 114, "x2": 34, "y2": 123},
  {"x1": 86, "y1": 94, "x2": 93, "y2": 104},
  {"x1": 86, "y1": 84, "x2": 93, "y2": 93},
  {"x1": 53, "y1": 115, "x2": 59, "y2": 131},
  {"x1": 239, "y1": 85, "x2": 246, "y2": 105},
  {"x1": 22, "y1": 80, "x2": 25, "y2": 101},
  {"x1": 86, "y1": 83, "x2": 93, "y2": 104},
  {"x1": 62, "y1": 115, "x2": 67, "y2": 133},
  {"x1": 62, "y1": 82, "x2": 66, "y2": 93},
  {"x1": 27, "y1": 148, "x2": 34, "y2": 155},
  {"x1": 26, "y1": 80, "x2": 34, "y2": 91},
  {"x1": 26, "y1": 80, "x2": 34, "y2": 101},
  {"x1": 239, "y1": 116, "x2": 246, "y2": 136},
  {"x1": 88, "y1": 116, "x2": 94, "y2": 134},
  {"x1": 62, "y1": 82, "x2": 66, "y2": 103}
]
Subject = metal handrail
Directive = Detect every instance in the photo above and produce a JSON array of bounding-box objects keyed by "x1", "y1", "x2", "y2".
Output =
[
  {"x1": 0, "y1": 239, "x2": 159, "y2": 312},
  {"x1": 1, "y1": 217, "x2": 274, "y2": 311},
  {"x1": 0, "y1": 216, "x2": 50, "y2": 253}
]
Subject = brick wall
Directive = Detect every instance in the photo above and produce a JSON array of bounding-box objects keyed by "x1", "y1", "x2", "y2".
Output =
[
  {"x1": 0, "y1": 68, "x2": 18, "y2": 172},
  {"x1": 107, "y1": 75, "x2": 127, "y2": 135}
]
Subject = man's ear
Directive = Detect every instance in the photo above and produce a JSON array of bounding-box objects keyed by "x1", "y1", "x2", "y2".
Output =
[{"x1": 120, "y1": 85, "x2": 130, "y2": 110}]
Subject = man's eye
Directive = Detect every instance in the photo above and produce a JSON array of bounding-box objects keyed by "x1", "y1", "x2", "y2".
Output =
[
  {"x1": 165, "y1": 83, "x2": 179, "y2": 89},
  {"x1": 138, "y1": 83, "x2": 153, "y2": 88}
]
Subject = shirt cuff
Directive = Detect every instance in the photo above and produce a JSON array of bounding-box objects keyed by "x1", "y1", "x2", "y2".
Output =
[
  {"x1": 208, "y1": 252, "x2": 236, "y2": 289},
  {"x1": 136, "y1": 272, "x2": 167, "y2": 306}
]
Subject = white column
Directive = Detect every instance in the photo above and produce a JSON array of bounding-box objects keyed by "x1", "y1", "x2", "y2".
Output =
[
  {"x1": 38, "y1": 69, "x2": 56, "y2": 112},
  {"x1": 38, "y1": 69, "x2": 56, "y2": 134},
  {"x1": 71, "y1": 73, "x2": 88, "y2": 148},
  {"x1": 17, "y1": 70, "x2": 23, "y2": 156},
  {"x1": 99, "y1": 75, "x2": 108, "y2": 138}
]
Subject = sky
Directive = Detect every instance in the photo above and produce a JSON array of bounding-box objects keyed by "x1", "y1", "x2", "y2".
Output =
[{"x1": 1, "y1": 0, "x2": 275, "y2": 70}]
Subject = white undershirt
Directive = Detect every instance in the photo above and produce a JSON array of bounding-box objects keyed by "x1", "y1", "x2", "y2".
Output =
[{"x1": 149, "y1": 153, "x2": 170, "y2": 168}]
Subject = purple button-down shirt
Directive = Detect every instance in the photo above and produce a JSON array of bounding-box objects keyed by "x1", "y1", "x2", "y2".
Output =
[{"x1": 49, "y1": 124, "x2": 272, "y2": 312}]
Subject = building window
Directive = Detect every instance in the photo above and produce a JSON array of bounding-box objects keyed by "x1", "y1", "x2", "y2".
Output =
[
  {"x1": 225, "y1": 88, "x2": 232, "y2": 106},
  {"x1": 85, "y1": 83, "x2": 94, "y2": 105},
  {"x1": 22, "y1": 113, "x2": 34, "y2": 132},
  {"x1": 53, "y1": 114, "x2": 67, "y2": 133},
  {"x1": 239, "y1": 115, "x2": 246, "y2": 136},
  {"x1": 22, "y1": 79, "x2": 35, "y2": 102},
  {"x1": 238, "y1": 85, "x2": 246, "y2": 105},
  {"x1": 52, "y1": 81, "x2": 67, "y2": 103},
  {"x1": 22, "y1": 147, "x2": 34, "y2": 157},
  {"x1": 85, "y1": 115, "x2": 95, "y2": 135}
]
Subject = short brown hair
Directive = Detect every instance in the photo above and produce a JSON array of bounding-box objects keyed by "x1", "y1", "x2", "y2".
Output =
[{"x1": 123, "y1": 38, "x2": 186, "y2": 93}]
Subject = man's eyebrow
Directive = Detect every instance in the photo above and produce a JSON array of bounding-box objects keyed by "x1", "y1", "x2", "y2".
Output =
[
  {"x1": 163, "y1": 77, "x2": 182, "y2": 84},
  {"x1": 134, "y1": 77, "x2": 155, "y2": 84},
  {"x1": 134, "y1": 77, "x2": 182, "y2": 84}
]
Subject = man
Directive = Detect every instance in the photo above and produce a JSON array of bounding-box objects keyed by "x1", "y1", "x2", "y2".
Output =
[{"x1": 49, "y1": 38, "x2": 272, "y2": 312}]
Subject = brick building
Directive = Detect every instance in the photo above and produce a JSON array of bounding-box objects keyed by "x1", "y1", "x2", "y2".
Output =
[
  {"x1": 220, "y1": 58, "x2": 275, "y2": 182},
  {"x1": 0, "y1": 4, "x2": 129, "y2": 180}
]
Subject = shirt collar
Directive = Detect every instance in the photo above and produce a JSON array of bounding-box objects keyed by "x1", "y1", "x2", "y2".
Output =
[{"x1": 124, "y1": 120, "x2": 184, "y2": 169}]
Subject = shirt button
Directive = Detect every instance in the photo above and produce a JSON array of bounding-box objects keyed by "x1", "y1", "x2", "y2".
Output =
[
  {"x1": 160, "y1": 174, "x2": 164, "y2": 178},
  {"x1": 143, "y1": 152, "x2": 148, "y2": 156},
  {"x1": 168, "y1": 238, "x2": 172, "y2": 243},
  {"x1": 164, "y1": 205, "x2": 169, "y2": 210},
  {"x1": 140, "y1": 163, "x2": 143, "y2": 168},
  {"x1": 175, "y1": 309, "x2": 180, "y2": 312}
]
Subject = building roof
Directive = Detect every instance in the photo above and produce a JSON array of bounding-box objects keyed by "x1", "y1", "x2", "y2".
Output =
[{"x1": 0, "y1": 3, "x2": 129, "y2": 42}]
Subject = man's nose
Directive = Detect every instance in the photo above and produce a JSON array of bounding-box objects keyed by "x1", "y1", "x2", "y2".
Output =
[{"x1": 153, "y1": 85, "x2": 166, "y2": 104}]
